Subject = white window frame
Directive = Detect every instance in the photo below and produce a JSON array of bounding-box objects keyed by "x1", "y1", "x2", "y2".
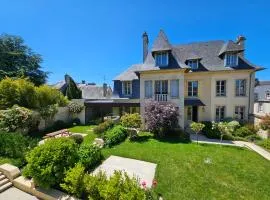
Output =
[
  {"x1": 235, "y1": 106, "x2": 245, "y2": 120},
  {"x1": 216, "y1": 106, "x2": 225, "y2": 121},
  {"x1": 155, "y1": 52, "x2": 168, "y2": 66},
  {"x1": 216, "y1": 80, "x2": 226, "y2": 97},
  {"x1": 235, "y1": 79, "x2": 246, "y2": 96},
  {"x1": 122, "y1": 81, "x2": 132, "y2": 96},
  {"x1": 155, "y1": 80, "x2": 168, "y2": 94},
  {"x1": 188, "y1": 81, "x2": 198, "y2": 97},
  {"x1": 144, "y1": 80, "x2": 153, "y2": 99},
  {"x1": 170, "y1": 79, "x2": 179, "y2": 98},
  {"x1": 258, "y1": 102, "x2": 264, "y2": 112},
  {"x1": 266, "y1": 91, "x2": 270, "y2": 100},
  {"x1": 225, "y1": 53, "x2": 238, "y2": 67},
  {"x1": 187, "y1": 60, "x2": 199, "y2": 69}
]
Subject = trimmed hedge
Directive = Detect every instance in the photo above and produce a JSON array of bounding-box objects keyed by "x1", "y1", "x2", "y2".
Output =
[
  {"x1": 104, "y1": 125, "x2": 127, "y2": 147},
  {"x1": 201, "y1": 121, "x2": 221, "y2": 139},
  {"x1": 93, "y1": 120, "x2": 114, "y2": 135}
]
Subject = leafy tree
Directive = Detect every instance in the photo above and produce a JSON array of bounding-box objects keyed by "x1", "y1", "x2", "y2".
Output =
[
  {"x1": 144, "y1": 100, "x2": 179, "y2": 137},
  {"x1": 190, "y1": 122, "x2": 205, "y2": 144},
  {"x1": 64, "y1": 74, "x2": 82, "y2": 99},
  {"x1": 0, "y1": 34, "x2": 48, "y2": 86},
  {"x1": 0, "y1": 78, "x2": 20, "y2": 109},
  {"x1": 212, "y1": 121, "x2": 240, "y2": 144},
  {"x1": 23, "y1": 137, "x2": 78, "y2": 188}
]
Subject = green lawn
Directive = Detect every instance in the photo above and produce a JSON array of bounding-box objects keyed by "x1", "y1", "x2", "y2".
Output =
[
  {"x1": 102, "y1": 136, "x2": 270, "y2": 200},
  {"x1": 69, "y1": 125, "x2": 98, "y2": 144}
]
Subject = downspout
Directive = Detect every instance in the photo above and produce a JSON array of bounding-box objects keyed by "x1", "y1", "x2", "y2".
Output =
[{"x1": 248, "y1": 71, "x2": 254, "y2": 122}]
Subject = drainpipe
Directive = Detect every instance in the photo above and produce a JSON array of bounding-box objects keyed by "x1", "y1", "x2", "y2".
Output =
[{"x1": 248, "y1": 71, "x2": 254, "y2": 122}]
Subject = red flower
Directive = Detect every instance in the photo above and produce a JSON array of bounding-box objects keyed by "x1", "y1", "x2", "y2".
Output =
[{"x1": 152, "y1": 179, "x2": 158, "y2": 187}]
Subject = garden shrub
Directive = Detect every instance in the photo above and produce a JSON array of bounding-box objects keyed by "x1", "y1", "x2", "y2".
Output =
[
  {"x1": 260, "y1": 115, "x2": 270, "y2": 130},
  {"x1": 0, "y1": 105, "x2": 33, "y2": 132},
  {"x1": 23, "y1": 137, "x2": 78, "y2": 188},
  {"x1": 202, "y1": 121, "x2": 221, "y2": 139},
  {"x1": 258, "y1": 139, "x2": 270, "y2": 151},
  {"x1": 144, "y1": 100, "x2": 179, "y2": 137},
  {"x1": 60, "y1": 163, "x2": 85, "y2": 198},
  {"x1": 233, "y1": 126, "x2": 254, "y2": 138},
  {"x1": 72, "y1": 118, "x2": 81, "y2": 125},
  {"x1": 245, "y1": 134, "x2": 262, "y2": 142},
  {"x1": 0, "y1": 132, "x2": 37, "y2": 160},
  {"x1": 52, "y1": 120, "x2": 67, "y2": 130},
  {"x1": 71, "y1": 134, "x2": 84, "y2": 145},
  {"x1": 104, "y1": 125, "x2": 127, "y2": 147},
  {"x1": 83, "y1": 171, "x2": 146, "y2": 200},
  {"x1": 78, "y1": 143, "x2": 102, "y2": 169},
  {"x1": 120, "y1": 113, "x2": 141, "y2": 128},
  {"x1": 93, "y1": 120, "x2": 114, "y2": 135}
]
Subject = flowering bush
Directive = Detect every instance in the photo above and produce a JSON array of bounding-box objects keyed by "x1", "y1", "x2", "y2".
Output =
[
  {"x1": 68, "y1": 102, "x2": 84, "y2": 114},
  {"x1": 144, "y1": 100, "x2": 179, "y2": 137},
  {"x1": 120, "y1": 113, "x2": 142, "y2": 128},
  {"x1": 0, "y1": 105, "x2": 33, "y2": 132},
  {"x1": 260, "y1": 114, "x2": 270, "y2": 130},
  {"x1": 190, "y1": 122, "x2": 205, "y2": 144}
]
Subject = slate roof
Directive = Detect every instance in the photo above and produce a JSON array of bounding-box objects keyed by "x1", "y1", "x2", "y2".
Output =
[
  {"x1": 52, "y1": 81, "x2": 112, "y2": 99},
  {"x1": 218, "y1": 40, "x2": 244, "y2": 55},
  {"x1": 114, "y1": 30, "x2": 261, "y2": 81},
  {"x1": 151, "y1": 29, "x2": 172, "y2": 52}
]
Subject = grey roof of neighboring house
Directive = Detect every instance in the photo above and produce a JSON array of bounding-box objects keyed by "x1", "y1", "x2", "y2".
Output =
[
  {"x1": 114, "y1": 31, "x2": 260, "y2": 81},
  {"x1": 255, "y1": 81, "x2": 270, "y2": 101},
  {"x1": 52, "y1": 81, "x2": 112, "y2": 100}
]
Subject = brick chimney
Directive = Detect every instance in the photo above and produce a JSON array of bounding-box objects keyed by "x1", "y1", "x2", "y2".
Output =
[
  {"x1": 236, "y1": 35, "x2": 246, "y2": 57},
  {"x1": 142, "y1": 32, "x2": 149, "y2": 62},
  {"x1": 103, "y1": 83, "x2": 108, "y2": 97}
]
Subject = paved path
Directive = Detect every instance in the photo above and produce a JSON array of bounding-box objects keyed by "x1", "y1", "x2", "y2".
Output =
[
  {"x1": 93, "y1": 155, "x2": 157, "y2": 188},
  {"x1": 191, "y1": 134, "x2": 270, "y2": 161},
  {"x1": 0, "y1": 187, "x2": 38, "y2": 200}
]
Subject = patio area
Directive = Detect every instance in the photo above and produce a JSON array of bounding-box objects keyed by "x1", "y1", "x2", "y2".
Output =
[{"x1": 93, "y1": 155, "x2": 157, "y2": 188}]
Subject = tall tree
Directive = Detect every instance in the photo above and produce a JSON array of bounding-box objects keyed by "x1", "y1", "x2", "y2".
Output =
[
  {"x1": 64, "y1": 74, "x2": 82, "y2": 99},
  {"x1": 0, "y1": 34, "x2": 48, "y2": 85}
]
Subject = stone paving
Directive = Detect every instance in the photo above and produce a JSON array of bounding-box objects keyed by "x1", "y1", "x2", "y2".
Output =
[
  {"x1": 93, "y1": 155, "x2": 157, "y2": 188},
  {"x1": 0, "y1": 187, "x2": 38, "y2": 200}
]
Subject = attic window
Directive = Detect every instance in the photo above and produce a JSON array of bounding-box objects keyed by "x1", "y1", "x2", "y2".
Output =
[
  {"x1": 187, "y1": 60, "x2": 199, "y2": 69},
  {"x1": 155, "y1": 52, "x2": 168, "y2": 66},
  {"x1": 266, "y1": 91, "x2": 270, "y2": 100},
  {"x1": 225, "y1": 53, "x2": 238, "y2": 67}
]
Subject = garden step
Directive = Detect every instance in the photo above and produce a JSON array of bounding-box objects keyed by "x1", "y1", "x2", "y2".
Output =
[
  {"x1": 0, "y1": 182, "x2": 12, "y2": 193},
  {"x1": 0, "y1": 175, "x2": 5, "y2": 181},
  {"x1": 0, "y1": 178, "x2": 9, "y2": 186}
]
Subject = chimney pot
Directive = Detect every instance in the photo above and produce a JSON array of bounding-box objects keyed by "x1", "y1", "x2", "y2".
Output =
[
  {"x1": 236, "y1": 35, "x2": 246, "y2": 57},
  {"x1": 103, "y1": 83, "x2": 108, "y2": 97}
]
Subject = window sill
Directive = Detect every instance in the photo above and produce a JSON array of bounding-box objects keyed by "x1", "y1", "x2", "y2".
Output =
[{"x1": 215, "y1": 95, "x2": 226, "y2": 97}]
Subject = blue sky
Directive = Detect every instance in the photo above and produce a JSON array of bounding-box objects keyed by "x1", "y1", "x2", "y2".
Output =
[{"x1": 1, "y1": 0, "x2": 269, "y2": 86}]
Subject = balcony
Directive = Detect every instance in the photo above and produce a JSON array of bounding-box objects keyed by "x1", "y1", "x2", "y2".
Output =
[{"x1": 155, "y1": 94, "x2": 168, "y2": 102}]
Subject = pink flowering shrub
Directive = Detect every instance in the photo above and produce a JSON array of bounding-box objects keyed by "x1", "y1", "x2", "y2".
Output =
[{"x1": 144, "y1": 100, "x2": 179, "y2": 137}]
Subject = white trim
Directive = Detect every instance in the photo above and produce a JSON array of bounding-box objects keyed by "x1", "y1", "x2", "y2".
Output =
[
  {"x1": 224, "y1": 53, "x2": 238, "y2": 67},
  {"x1": 187, "y1": 80, "x2": 198, "y2": 97},
  {"x1": 122, "y1": 81, "x2": 132, "y2": 96}
]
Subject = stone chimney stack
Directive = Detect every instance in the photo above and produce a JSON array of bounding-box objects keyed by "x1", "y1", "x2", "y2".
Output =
[
  {"x1": 103, "y1": 83, "x2": 108, "y2": 98},
  {"x1": 142, "y1": 32, "x2": 149, "y2": 62},
  {"x1": 236, "y1": 35, "x2": 246, "y2": 57}
]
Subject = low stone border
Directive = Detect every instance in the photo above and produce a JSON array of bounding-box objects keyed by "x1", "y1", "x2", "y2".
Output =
[{"x1": 0, "y1": 164, "x2": 78, "y2": 200}]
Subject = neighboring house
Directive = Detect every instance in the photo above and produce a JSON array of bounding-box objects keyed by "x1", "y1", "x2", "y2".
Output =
[
  {"x1": 254, "y1": 81, "x2": 270, "y2": 125},
  {"x1": 113, "y1": 30, "x2": 263, "y2": 128}
]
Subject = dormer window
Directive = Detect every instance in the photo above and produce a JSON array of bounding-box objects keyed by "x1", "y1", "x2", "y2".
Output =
[
  {"x1": 266, "y1": 91, "x2": 270, "y2": 100},
  {"x1": 225, "y1": 53, "x2": 238, "y2": 67},
  {"x1": 187, "y1": 60, "x2": 199, "y2": 69},
  {"x1": 155, "y1": 52, "x2": 168, "y2": 66}
]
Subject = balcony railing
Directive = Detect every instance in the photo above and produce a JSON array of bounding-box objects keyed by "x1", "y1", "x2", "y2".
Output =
[{"x1": 155, "y1": 94, "x2": 168, "y2": 102}]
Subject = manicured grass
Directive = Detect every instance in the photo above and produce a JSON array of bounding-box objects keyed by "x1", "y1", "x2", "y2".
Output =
[
  {"x1": 102, "y1": 136, "x2": 270, "y2": 200},
  {"x1": 69, "y1": 125, "x2": 98, "y2": 144},
  {"x1": 0, "y1": 156, "x2": 24, "y2": 168}
]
